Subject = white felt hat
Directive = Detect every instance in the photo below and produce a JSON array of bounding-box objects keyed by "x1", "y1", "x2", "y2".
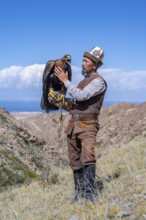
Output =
[{"x1": 84, "y1": 46, "x2": 104, "y2": 66}]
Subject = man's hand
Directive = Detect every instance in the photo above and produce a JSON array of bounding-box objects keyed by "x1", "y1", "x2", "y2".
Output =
[{"x1": 54, "y1": 67, "x2": 68, "y2": 83}]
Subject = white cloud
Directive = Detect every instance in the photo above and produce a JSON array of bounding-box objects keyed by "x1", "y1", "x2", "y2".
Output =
[
  {"x1": 100, "y1": 68, "x2": 146, "y2": 91},
  {"x1": 0, "y1": 64, "x2": 45, "y2": 89},
  {"x1": 0, "y1": 64, "x2": 146, "y2": 102},
  {"x1": 18, "y1": 64, "x2": 45, "y2": 88},
  {"x1": 0, "y1": 66, "x2": 22, "y2": 88}
]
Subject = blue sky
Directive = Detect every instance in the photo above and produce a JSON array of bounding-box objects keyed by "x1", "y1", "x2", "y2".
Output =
[{"x1": 0, "y1": 0, "x2": 146, "y2": 109}]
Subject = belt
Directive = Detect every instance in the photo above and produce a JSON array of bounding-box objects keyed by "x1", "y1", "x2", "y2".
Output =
[{"x1": 71, "y1": 114, "x2": 98, "y2": 121}]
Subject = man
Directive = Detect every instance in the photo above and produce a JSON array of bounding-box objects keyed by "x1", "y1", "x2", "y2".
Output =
[{"x1": 54, "y1": 46, "x2": 107, "y2": 203}]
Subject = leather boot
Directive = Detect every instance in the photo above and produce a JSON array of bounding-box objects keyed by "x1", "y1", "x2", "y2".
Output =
[
  {"x1": 83, "y1": 164, "x2": 97, "y2": 202},
  {"x1": 70, "y1": 168, "x2": 84, "y2": 203}
]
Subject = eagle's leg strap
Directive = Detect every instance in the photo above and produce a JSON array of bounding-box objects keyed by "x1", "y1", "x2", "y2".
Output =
[
  {"x1": 56, "y1": 94, "x2": 65, "y2": 104},
  {"x1": 48, "y1": 88, "x2": 56, "y2": 97}
]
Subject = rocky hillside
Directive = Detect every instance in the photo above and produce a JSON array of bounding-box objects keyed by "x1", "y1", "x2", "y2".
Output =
[
  {"x1": 0, "y1": 109, "x2": 52, "y2": 190},
  {"x1": 97, "y1": 102, "x2": 146, "y2": 155},
  {"x1": 13, "y1": 102, "x2": 146, "y2": 157},
  {"x1": 0, "y1": 102, "x2": 146, "y2": 190}
]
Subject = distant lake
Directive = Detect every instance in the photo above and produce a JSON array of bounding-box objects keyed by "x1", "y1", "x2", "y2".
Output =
[{"x1": 0, "y1": 100, "x2": 142, "y2": 112}]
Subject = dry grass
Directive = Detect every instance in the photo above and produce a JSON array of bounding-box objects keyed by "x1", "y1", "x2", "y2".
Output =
[{"x1": 0, "y1": 139, "x2": 146, "y2": 220}]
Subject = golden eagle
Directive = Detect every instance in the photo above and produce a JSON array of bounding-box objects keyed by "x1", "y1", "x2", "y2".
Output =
[{"x1": 40, "y1": 55, "x2": 72, "y2": 112}]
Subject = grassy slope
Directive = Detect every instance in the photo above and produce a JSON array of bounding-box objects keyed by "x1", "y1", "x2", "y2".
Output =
[{"x1": 0, "y1": 139, "x2": 146, "y2": 220}]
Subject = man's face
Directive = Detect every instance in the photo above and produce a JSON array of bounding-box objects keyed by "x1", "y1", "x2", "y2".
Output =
[{"x1": 82, "y1": 57, "x2": 96, "y2": 75}]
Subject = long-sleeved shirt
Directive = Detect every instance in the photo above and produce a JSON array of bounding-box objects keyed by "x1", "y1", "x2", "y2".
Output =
[{"x1": 64, "y1": 73, "x2": 106, "y2": 102}]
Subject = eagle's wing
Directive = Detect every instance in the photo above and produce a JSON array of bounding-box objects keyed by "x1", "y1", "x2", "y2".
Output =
[{"x1": 40, "y1": 60, "x2": 55, "y2": 112}]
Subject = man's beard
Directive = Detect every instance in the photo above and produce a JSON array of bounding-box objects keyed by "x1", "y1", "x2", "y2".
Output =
[{"x1": 82, "y1": 70, "x2": 87, "y2": 77}]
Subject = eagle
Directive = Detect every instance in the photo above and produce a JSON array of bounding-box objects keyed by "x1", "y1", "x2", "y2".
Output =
[{"x1": 40, "y1": 55, "x2": 72, "y2": 112}]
